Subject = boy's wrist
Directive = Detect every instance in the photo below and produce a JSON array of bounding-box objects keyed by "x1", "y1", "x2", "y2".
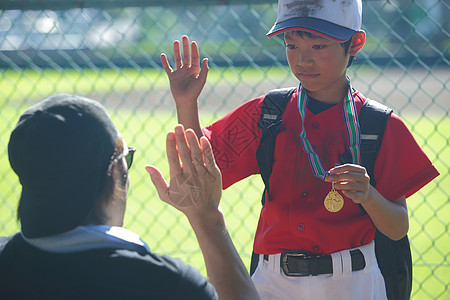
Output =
[
  {"x1": 176, "y1": 100, "x2": 198, "y2": 110},
  {"x1": 362, "y1": 185, "x2": 378, "y2": 205}
]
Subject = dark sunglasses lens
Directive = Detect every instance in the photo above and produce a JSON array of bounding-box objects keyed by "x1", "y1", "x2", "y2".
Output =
[{"x1": 125, "y1": 148, "x2": 136, "y2": 169}]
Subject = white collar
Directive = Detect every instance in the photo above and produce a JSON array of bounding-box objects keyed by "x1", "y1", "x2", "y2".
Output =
[{"x1": 21, "y1": 225, "x2": 150, "y2": 254}]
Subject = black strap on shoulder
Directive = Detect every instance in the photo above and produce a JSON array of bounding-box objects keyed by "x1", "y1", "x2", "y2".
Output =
[
  {"x1": 339, "y1": 99, "x2": 392, "y2": 213},
  {"x1": 339, "y1": 100, "x2": 412, "y2": 300},
  {"x1": 256, "y1": 87, "x2": 296, "y2": 205},
  {"x1": 359, "y1": 99, "x2": 392, "y2": 185},
  {"x1": 339, "y1": 99, "x2": 392, "y2": 186}
]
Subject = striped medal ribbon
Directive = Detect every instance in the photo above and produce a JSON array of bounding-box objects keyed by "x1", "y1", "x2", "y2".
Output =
[
  {"x1": 297, "y1": 78, "x2": 361, "y2": 212},
  {"x1": 297, "y1": 77, "x2": 361, "y2": 180}
]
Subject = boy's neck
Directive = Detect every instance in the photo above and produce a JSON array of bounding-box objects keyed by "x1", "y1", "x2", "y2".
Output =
[{"x1": 304, "y1": 77, "x2": 350, "y2": 104}]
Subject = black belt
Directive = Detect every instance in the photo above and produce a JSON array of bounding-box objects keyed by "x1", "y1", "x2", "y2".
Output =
[{"x1": 263, "y1": 249, "x2": 366, "y2": 277}]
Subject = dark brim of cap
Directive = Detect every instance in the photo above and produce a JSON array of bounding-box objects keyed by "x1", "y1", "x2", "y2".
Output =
[{"x1": 267, "y1": 17, "x2": 355, "y2": 42}]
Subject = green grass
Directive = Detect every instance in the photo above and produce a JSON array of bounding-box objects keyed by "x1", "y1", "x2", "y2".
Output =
[
  {"x1": 0, "y1": 68, "x2": 448, "y2": 299},
  {"x1": 0, "y1": 67, "x2": 291, "y2": 105}
]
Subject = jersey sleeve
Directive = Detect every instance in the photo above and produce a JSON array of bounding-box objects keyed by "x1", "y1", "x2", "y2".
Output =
[
  {"x1": 203, "y1": 97, "x2": 264, "y2": 189},
  {"x1": 373, "y1": 113, "x2": 439, "y2": 201}
]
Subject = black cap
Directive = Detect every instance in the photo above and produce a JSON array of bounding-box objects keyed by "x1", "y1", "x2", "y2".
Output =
[{"x1": 8, "y1": 94, "x2": 118, "y2": 238}]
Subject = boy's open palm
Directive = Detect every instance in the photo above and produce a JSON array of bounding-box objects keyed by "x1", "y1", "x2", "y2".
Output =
[{"x1": 161, "y1": 35, "x2": 209, "y2": 105}]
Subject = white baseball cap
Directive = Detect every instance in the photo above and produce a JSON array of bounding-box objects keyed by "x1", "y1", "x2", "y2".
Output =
[{"x1": 267, "y1": 0, "x2": 362, "y2": 42}]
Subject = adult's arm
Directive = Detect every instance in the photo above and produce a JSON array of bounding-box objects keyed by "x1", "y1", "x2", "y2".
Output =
[{"x1": 146, "y1": 124, "x2": 260, "y2": 300}]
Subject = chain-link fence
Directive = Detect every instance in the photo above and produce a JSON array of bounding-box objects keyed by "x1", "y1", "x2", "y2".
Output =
[{"x1": 1, "y1": 0, "x2": 449, "y2": 298}]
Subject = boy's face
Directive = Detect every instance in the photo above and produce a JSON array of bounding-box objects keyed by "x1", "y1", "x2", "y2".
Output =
[{"x1": 284, "y1": 31, "x2": 351, "y2": 103}]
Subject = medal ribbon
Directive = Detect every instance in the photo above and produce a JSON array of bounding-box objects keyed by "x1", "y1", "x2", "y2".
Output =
[{"x1": 297, "y1": 77, "x2": 361, "y2": 180}]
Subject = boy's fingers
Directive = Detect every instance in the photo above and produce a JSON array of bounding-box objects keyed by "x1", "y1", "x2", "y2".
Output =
[
  {"x1": 160, "y1": 53, "x2": 173, "y2": 75},
  {"x1": 182, "y1": 35, "x2": 191, "y2": 67},
  {"x1": 199, "y1": 58, "x2": 209, "y2": 82},
  {"x1": 191, "y1": 41, "x2": 200, "y2": 70},
  {"x1": 173, "y1": 40, "x2": 182, "y2": 69},
  {"x1": 329, "y1": 163, "x2": 365, "y2": 174},
  {"x1": 327, "y1": 164, "x2": 367, "y2": 183}
]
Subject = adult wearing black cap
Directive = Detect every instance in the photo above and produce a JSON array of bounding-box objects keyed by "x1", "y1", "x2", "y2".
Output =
[{"x1": 0, "y1": 94, "x2": 259, "y2": 300}]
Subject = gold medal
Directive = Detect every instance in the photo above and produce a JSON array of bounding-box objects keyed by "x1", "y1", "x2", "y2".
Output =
[{"x1": 324, "y1": 182, "x2": 344, "y2": 213}]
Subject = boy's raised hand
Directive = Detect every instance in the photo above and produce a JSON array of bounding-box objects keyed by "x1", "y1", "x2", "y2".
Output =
[{"x1": 161, "y1": 35, "x2": 209, "y2": 106}]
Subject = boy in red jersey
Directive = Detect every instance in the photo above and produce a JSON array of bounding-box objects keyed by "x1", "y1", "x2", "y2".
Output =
[{"x1": 161, "y1": 0, "x2": 439, "y2": 299}]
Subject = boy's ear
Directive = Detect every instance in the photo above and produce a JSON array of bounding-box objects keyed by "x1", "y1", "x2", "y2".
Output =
[{"x1": 349, "y1": 30, "x2": 366, "y2": 56}]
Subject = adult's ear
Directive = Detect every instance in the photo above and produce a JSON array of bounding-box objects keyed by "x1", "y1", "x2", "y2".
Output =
[
  {"x1": 349, "y1": 30, "x2": 366, "y2": 56},
  {"x1": 109, "y1": 163, "x2": 118, "y2": 187},
  {"x1": 111, "y1": 159, "x2": 129, "y2": 187}
]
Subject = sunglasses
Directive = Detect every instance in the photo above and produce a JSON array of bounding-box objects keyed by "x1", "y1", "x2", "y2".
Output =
[
  {"x1": 107, "y1": 147, "x2": 136, "y2": 176},
  {"x1": 121, "y1": 147, "x2": 136, "y2": 170}
]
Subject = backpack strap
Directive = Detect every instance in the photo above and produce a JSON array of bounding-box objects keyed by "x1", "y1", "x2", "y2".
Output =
[
  {"x1": 358, "y1": 101, "x2": 412, "y2": 300},
  {"x1": 256, "y1": 87, "x2": 296, "y2": 205},
  {"x1": 339, "y1": 100, "x2": 412, "y2": 300},
  {"x1": 339, "y1": 98, "x2": 392, "y2": 215},
  {"x1": 339, "y1": 99, "x2": 393, "y2": 185}
]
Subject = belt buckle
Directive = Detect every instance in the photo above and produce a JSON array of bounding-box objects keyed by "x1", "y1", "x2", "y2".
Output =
[{"x1": 281, "y1": 250, "x2": 312, "y2": 277}]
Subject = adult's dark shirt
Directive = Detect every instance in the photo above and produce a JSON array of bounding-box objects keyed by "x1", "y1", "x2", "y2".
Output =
[{"x1": 0, "y1": 234, "x2": 218, "y2": 300}]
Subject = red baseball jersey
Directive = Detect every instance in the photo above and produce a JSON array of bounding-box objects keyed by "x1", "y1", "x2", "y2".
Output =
[{"x1": 203, "y1": 89, "x2": 439, "y2": 255}]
